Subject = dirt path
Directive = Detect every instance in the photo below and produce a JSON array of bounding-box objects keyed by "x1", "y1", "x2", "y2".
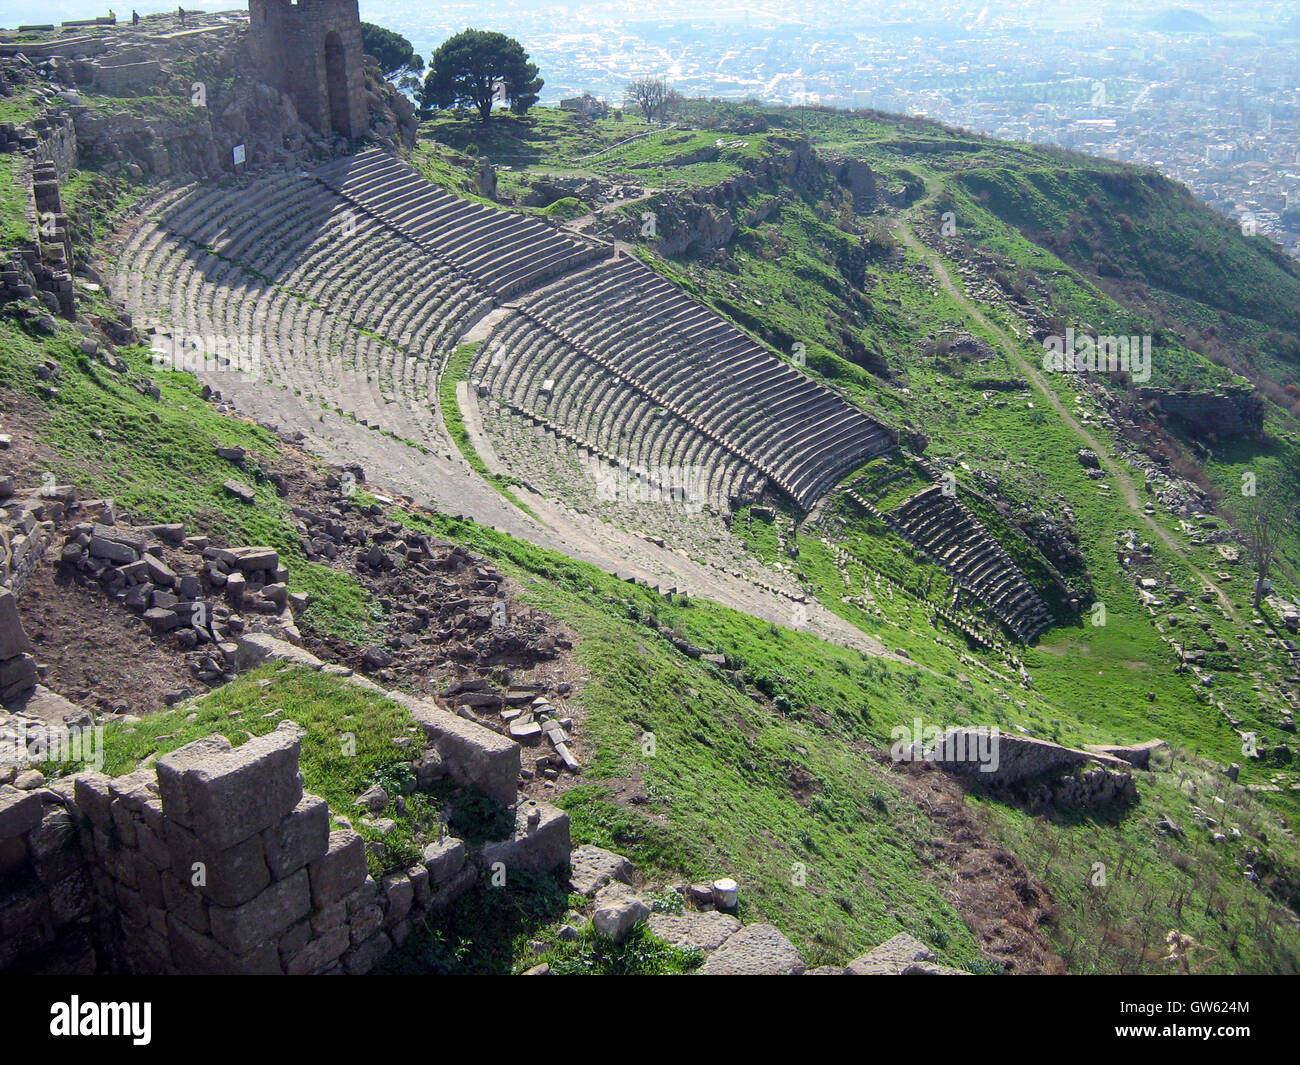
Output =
[
  {"x1": 895, "y1": 203, "x2": 1237, "y2": 620},
  {"x1": 561, "y1": 188, "x2": 659, "y2": 236}
]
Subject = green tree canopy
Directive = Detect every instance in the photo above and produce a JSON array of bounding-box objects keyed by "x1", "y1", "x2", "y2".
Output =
[
  {"x1": 420, "y1": 29, "x2": 543, "y2": 123},
  {"x1": 360, "y1": 22, "x2": 424, "y2": 80}
]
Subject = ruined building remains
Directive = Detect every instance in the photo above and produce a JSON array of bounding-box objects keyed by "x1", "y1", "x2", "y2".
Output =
[{"x1": 247, "y1": 0, "x2": 367, "y2": 140}]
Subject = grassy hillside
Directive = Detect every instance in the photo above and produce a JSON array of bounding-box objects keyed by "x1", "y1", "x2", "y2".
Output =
[{"x1": 8, "y1": 94, "x2": 1300, "y2": 973}]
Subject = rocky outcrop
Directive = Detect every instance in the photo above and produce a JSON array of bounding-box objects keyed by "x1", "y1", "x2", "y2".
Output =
[
  {"x1": 5, "y1": 17, "x2": 417, "y2": 182},
  {"x1": 1136, "y1": 386, "x2": 1263, "y2": 440},
  {"x1": 603, "y1": 134, "x2": 820, "y2": 256}
]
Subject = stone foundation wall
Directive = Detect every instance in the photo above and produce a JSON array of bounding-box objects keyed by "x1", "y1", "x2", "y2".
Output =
[
  {"x1": 1137, "y1": 386, "x2": 1264, "y2": 439},
  {"x1": 0, "y1": 715, "x2": 501, "y2": 974}
]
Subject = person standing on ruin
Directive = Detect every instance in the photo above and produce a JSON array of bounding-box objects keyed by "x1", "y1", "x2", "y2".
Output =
[
  {"x1": 132, "y1": 9, "x2": 140, "y2": 24},
  {"x1": 178, "y1": 6, "x2": 186, "y2": 25}
]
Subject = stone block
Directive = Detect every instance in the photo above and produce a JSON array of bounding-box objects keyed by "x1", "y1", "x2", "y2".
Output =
[
  {"x1": 697, "y1": 923, "x2": 805, "y2": 975},
  {"x1": 421, "y1": 836, "x2": 466, "y2": 885},
  {"x1": 282, "y1": 915, "x2": 314, "y2": 957},
  {"x1": 0, "y1": 653, "x2": 38, "y2": 698},
  {"x1": 153, "y1": 735, "x2": 231, "y2": 825},
  {"x1": 647, "y1": 910, "x2": 741, "y2": 952},
  {"x1": 167, "y1": 913, "x2": 283, "y2": 975},
  {"x1": 285, "y1": 924, "x2": 350, "y2": 975},
  {"x1": 592, "y1": 884, "x2": 650, "y2": 943},
  {"x1": 477, "y1": 800, "x2": 570, "y2": 874},
  {"x1": 845, "y1": 932, "x2": 969, "y2": 975},
  {"x1": 261, "y1": 793, "x2": 329, "y2": 879},
  {"x1": 308, "y1": 829, "x2": 367, "y2": 908},
  {"x1": 429, "y1": 863, "x2": 475, "y2": 910},
  {"x1": 568, "y1": 844, "x2": 633, "y2": 897},
  {"x1": 232, "y1": 633, "x2": 323, "y2": 672},
  {"x1": 341, "y1": 930, "x2": 392, "y2": 975},
  {"x1": 407, "y1": 863, "x2": 430, "y2": 906},
  {"x1": 394, "y1": 693, "x2": 519, "y2": 807},
  {"x1": 155, "y1": 724, "x2": 302, "y2": 848},
  {"x1": 0, "y1": 589, "x2": 32, "y2": 659},
  {"x1": 47, "y1": 868, "x2": 93, "y2": 927},
  {"x1": 27, "y1": 808, "x2": 83, "y2": 885},
  {"x1": 72, "y1": 772, "x2": 114, "y2": 831},
  {"x1": 310, "y1": 900, "x2": 346, "y2": 934},
  {"x1": 0, "y1": 785, "x2": 43, "y2": 840},
  {"x1": 161, "y1": 872, "x2": 210, "y2": 934},
  {"x1": 381, "y1": 871, "x2": 413, "y2": 927},
  {"x1": 88, "y1": 536, "x2": 137, "y2": 564},
  {"x1": 163, "y1": 820, "x2": 271, "y2": 908},
  {"x1": 209, "y1": 868, "x2": 311, "y2": 956}
]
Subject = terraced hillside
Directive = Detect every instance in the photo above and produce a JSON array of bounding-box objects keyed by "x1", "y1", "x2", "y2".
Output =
[
  {"x1": 8, "y1": 63, "x2": 1300, "y2": 975},
  {"x1": 115, "y1": 151, "x2": 893, "y2": 508},
  {"x1": 113, "y1": 147, "x2": 1053, "y2": 646},
  {"x1": 849, "y1": 483, "x2": 1053, "y2": 641},
  {"x1": 474, "y1": 254, "x2": 897, "y2": 509}
]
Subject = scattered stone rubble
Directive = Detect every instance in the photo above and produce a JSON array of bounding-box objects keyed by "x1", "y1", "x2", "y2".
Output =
[
  {"x1": 1, "y1": 484, "x2": 95, "y2": 769},
  {"x1": 552, "y1": 843, "x2": 974, "y2": 976},
  {"x1": 56, "y1": 503, "x2": 305, "y2": 688}
]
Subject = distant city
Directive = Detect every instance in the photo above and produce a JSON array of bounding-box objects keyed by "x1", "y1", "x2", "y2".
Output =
[
  {"x1": 363, "y1": 0, "x2": 1300, "y2": 257},
  {"x1": 5, "y1": 1, "x2": 1299, "y2": 254}
]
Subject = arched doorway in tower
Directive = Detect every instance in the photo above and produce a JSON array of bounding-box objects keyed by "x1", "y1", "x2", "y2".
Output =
[{"x1": 324, "y1": 31, "x2": 351, "y2": 137}]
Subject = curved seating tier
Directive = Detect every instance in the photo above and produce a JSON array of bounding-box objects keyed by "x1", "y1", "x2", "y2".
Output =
[
  {"x1": 475, "y1": 255, "x2": 895, "y2": 509},
  {"x1": 886, "y1": 485, "x2": 1053, "y2": 641},
  {"x1": 113, "y1": 172, "x2": 493, "y2": 450},
  {"x1": 314, "y1": 149, "x2": 609, "y2": 299}
]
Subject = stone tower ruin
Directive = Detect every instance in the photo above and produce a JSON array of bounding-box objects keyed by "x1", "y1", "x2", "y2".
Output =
[{"x1": 247, "y1": 0, "x2": 368, "y2": 140}]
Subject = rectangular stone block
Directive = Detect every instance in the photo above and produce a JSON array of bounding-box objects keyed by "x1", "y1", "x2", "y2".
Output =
[
  {"x1": 308, "y1": 829, "x2": 367, "y2": 908},
  {"x1": 161, "y1": 872, "x2": 210, "y2": 934},
  {"x1": 381, "y1": 871, "x2": 413, "y2": 928},
  {"x1": 397, "y1": 693, "x2": 519, "y2": 807},
  {"x1": 209, "y1": 868, "x2": 310, "y2": 956},
  {"x1": 407, "y1": 863, "x2": 430, "y2": 907},
  {"x1": 114, "y1": 881, "x2": 148, "y2": 927},
  {"x1": 0, "y1": 785, "x2": 43, "y2": 840},
  {"x1": 48, "y1": 868, "x2": 92, "y2": 927},
  {"x1": 261, "y1": 793, "x2": 329, "y2": 879},
  {"x1": 421, "y1": 836, "x2": 466, "y2": 886},
  {"x1": 72, "y1": 772, "x2": 114, "y2": 832},
  {"x1": 156, "y1": 725, "x2": 302, "y2": 848},
  {"x1": 108, "y1": 797, "x2": 137, "y2": 848},
  {"x1": 27, "y1": 808, "x2": 84, "y2": 886},
  {"x1": 154, "y1": 735, "x2": 232, "y2": 825},
  {"x1": 135, "y1": 821, "x2": 171, "y2": 870},
  {"x1": 342, "y1": 930, "x2": 392, "y2": 975},
  {"x1": 478, "y1": 801, "x2": 570, "y2": 874},
  {"x1": 136, "y1": 861, "x2": 165, "y2": 910},
  {"x1": 163, "y1": 820, "x2": 271, "y2": 908},
  {"x1": 167, "y1": 914, "x2": 283, "y2": 975},
  {"x1": 88, "y1": 536, "x2": 137, "y2": 564},
  {"x1": 0, "y1": 653, "x2": 38, "y2": 698},
  {"x1": 285, "y1": 924, "x2": 350, "y2": 976},
  {"x1": 278, "y1": 917, "x2": 312, "y2": 957},
  {"x1": 310, "y1": 899, "x2": 346, "y2": 934}
]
